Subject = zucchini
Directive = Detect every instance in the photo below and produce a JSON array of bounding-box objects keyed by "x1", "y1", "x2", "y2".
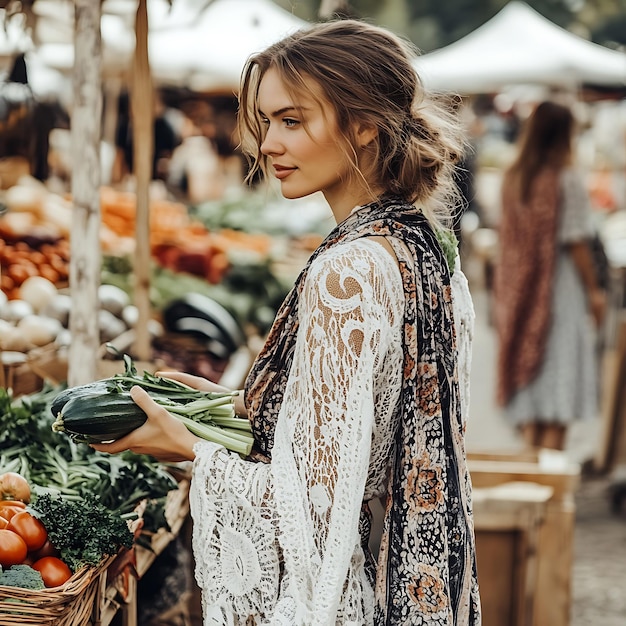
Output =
[
  {"x1": 50, "y1": 381, "x2": 110, "y2": 419},
  {"x1": 50, "y1": 354, "x2": 252, "y2": 455},
  {"x1": 52, "y1": 392, "x2": 147, "y2": 444}
]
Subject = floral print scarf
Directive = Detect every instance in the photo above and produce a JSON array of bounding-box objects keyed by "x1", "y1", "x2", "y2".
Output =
[
  {"x1": 494, "y1": 168, "x2": 560, "y2": 406},
  {"x1": 245, "y1": 196, "x2": 481, "y2": 625}
]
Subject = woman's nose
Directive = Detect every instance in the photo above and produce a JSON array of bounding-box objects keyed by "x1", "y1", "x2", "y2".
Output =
[{"x1": 260, "y1": 126, "x2": 283, "y2": 156}]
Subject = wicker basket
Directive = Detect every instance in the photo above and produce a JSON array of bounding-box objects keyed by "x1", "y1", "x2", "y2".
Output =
[{"x1": 0, "y1": 555, "x2": 115, "y2": 626}]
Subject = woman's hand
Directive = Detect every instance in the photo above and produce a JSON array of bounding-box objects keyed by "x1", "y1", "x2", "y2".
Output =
[{"x1": 91, "y1": 386, "x2": 200, "y2": 462}]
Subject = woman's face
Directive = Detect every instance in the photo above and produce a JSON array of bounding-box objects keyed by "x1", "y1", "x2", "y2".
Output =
[{"x1": 257, "y1": 68, "x2": 366, "y2": 220}]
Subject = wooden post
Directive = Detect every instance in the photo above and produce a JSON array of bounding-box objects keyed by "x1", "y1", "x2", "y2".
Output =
[
  {"x1": 69, "y1": 0, "x2": 102, "y2": 386},
  {"x1": 131, "y1": 0, "x2": 153, "y2": 362},
  {"x1": 595, "y1": 311, "x2": 626, "y2": 473}
]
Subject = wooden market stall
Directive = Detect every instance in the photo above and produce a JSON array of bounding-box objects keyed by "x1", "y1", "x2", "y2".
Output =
[{"x1": 0, "y1": 1, "x2": 190, "y2": 624}]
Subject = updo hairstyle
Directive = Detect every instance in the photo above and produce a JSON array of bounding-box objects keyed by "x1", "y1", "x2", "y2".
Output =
[{"x1": 237, "y1": 19, "x2": 466, "y2": 227}]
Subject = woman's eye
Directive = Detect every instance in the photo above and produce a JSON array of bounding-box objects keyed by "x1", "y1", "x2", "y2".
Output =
[
  {"x1": 260, "y1": 117, "x2": 270, "y2": 126},
  {"x1": 283, "y1": 118, "x2": 299, "y2": 128}
]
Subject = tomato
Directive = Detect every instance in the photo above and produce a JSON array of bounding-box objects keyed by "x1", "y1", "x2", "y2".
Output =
[
  {"x1": 0, "y1": 517, "x2": 7, "y2": 530},
  {"x1": 32, "y1": 556, "x2": 73, "y2": 588},
  {"x1": 29, "y1": 539, "x2": 60, "y2": 561},
  {"x1": 8, "y1": 511, "x2": 48, "y2": 551},
  {"x1": 0, "y1": 529, "x2": 28, "y2": 567},
  {"x1": 0, "y1": 500, "x2": 26, "y2": 509},
  {"x1": 0, "y1": 506, "x2": 25, "y2": 522},
  {"x1": 0, "y1": 472, "x2": 30, "y2": 503}
]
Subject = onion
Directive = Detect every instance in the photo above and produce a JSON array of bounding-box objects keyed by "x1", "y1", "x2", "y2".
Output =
[
  {"x1": 1, "y1": 299, "x2": 34, "y2": 323},
  {"x1": 0, "y1": 472, "x2": 31, "y2": 503},
  {"x1": 0, "y1": 324, "x2": 29, "y2": 352},
  {"x1": 98, "y1": 284, "x2": 130, "y2": 318},
  {"x1": 18, "y1": 315, "x2": 62, "y2": 347},
  {"x1": 98, "y1": 309, "x2": 127, "y2": 342},
  {"x1": 19, "y1": 276, "x2": 58, "y2": 313},
  {"x1": 121, "y1": 304, "x2": 139, "y2": 328},
  {"x1": 42, "y1": 294, "x2": 73, "y2": 327}
]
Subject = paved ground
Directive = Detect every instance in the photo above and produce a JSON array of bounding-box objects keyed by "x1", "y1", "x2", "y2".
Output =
[{"x1": 466, "y1": 283, "x2": 626, "y2": 626}]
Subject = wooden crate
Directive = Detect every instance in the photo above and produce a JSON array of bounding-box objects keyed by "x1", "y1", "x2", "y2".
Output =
[
  {"x1": 0, "y1": 350, "x2": 43, "y2": 397},
  {"x1": 473, "y1": 481, "x2": 553, "y2": 626},
  {"x1": 468, "y1": 451, "x2": 580, "y2": 626}
]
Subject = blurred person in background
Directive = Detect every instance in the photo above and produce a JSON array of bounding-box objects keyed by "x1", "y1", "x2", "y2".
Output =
[
  {"x1": 494, "y1": 100, "x2": 607, "y2": 451},
  {"x1": 113, "y1": 90, "x2": 180, "y2": 183}
]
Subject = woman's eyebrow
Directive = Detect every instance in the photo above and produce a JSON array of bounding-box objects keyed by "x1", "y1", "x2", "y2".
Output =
[{"x1": 258, "y1": 105, "x2": 305, "y2": 118}]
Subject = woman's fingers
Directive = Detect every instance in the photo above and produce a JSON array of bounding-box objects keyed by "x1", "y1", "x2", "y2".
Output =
[
  {"x1": 155, "y1": 371, "x2": 229, "y2": 393},
  {"x1": 91, "y1": 434, "x2": 134, "y2": 455}
]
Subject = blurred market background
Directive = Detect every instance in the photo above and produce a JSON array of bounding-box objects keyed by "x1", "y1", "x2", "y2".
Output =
[{"x1": 0, "y1": 1, "x2": 625, "y2": 625}]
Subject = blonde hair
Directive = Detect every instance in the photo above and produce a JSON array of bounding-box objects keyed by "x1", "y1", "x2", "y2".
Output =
[{"x1": 238, "y1": 19, "x2": 465, "y2": 228}]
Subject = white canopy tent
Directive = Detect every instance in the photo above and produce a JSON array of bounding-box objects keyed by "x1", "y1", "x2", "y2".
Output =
[
  {"x1": 14, "y1": 0, "x2": 307, "y2": 94},
  {"x1": 148, "y1": 0, "x2": 307, "y2": 92},
  {"x1": 413, "y1": 1, "x2": 626, "y2": 93}
]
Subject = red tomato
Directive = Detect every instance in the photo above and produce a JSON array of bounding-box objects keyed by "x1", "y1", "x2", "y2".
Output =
[
  {"x1": 0, "y1": 500, "x2": 27, "y2": 509},
  {"x1": 0, "y1": 529, "x2": 28, "y2": 567},
  {"x1": 29, "y1": 539, "x2": 60, "y2": 561},
  {"x1": 0, "y1": 506, "x2": 25, "y2": 522},
  {"x1": 8, "y1": 511, "x2": 48, "y2": 551},
  {"x1": 0, "y1": 472, "x2": 31, "y2": 503},
  {"x1": 0, "y1": 517, "x2": 7, "y2": 530},
  {"x1": 32, "y1": 556, "x2": 73, "y2": 588}
]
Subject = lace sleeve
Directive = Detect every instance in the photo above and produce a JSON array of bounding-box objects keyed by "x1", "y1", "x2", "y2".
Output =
[
  {"x1": 270, "y1": 240, "x2": 401, "y2": 623},
  {"x1": 189, "y1": 440, "x2": 280, "y2": 623},
  {"x1": 188, "y1": 240, "x2": 402, "y2": 625}
]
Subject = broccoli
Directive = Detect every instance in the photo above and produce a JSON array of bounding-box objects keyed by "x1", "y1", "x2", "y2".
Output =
[
  {"x1": 31, "y1": 492, "x2": 134, "y2": 572},
  {"x1": 0, "y1": 564, "x2": 45, "y2": 590}
]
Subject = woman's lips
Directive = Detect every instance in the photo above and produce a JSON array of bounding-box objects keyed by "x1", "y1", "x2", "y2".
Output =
[{"x1": 273, "y1": 165, "x2": 296, "y2": 180}]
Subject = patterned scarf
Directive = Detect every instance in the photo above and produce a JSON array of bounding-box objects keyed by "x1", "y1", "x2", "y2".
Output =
[
  {"x1": 245, "y1": 196, "x2": 481, "y2": 625},
  {"x1": 494, "y1": 168, "x2": 560, "y2": 406}
]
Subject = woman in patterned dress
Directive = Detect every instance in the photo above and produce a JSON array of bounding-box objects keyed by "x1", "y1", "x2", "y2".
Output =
[
  {"x1": 94, "y1": 19, "x2": 481, "y2": 625},
  {"x1": 494, "y1": 101, "x2": 607, "y2": 451}
]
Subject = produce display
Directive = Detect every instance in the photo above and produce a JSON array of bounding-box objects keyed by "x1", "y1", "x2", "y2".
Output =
[
  {"x1": 0, "y1": 237, "x2": 70, "y2": 302},
  {"x1": 0, "y1": 470, "x2": 133, "y2": 590},
  {"x1": 51, "y1": 354, "x2": 253, "y2": 455},
  {"x1": 0, "y1": 382, "x2": 181, "y2": 595},
  {"x1": 0, "y1": 178, "x2": 317, "y2": 620},
  {"x1": 0, "y1": 274, "x2": 157, "y2": 351}
]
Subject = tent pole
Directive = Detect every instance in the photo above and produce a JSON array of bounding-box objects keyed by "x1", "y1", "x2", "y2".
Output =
[
  {"x1": 131, "y1": 0, "x2": 153, "y2": 362},
  {"x1": 68, "y1": 0, "x2": 102, "y2": 386}
]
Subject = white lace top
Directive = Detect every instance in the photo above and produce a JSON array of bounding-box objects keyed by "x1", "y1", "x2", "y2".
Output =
[{"x1": 189, "y1": 238, "x2": 474, "y2": 625}]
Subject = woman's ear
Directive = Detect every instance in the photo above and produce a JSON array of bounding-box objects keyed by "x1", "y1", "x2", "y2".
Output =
[{"x1": 356, "y1": 123, "x2": 378, "y2": 149}]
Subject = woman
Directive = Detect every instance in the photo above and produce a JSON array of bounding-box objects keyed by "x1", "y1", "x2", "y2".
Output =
[
  {"x1": 494, "y1": 100, "x2": 606, "y2": 451},
  {"x1": 94, "y1": 20, "x2": 481, "y2": 625}
]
